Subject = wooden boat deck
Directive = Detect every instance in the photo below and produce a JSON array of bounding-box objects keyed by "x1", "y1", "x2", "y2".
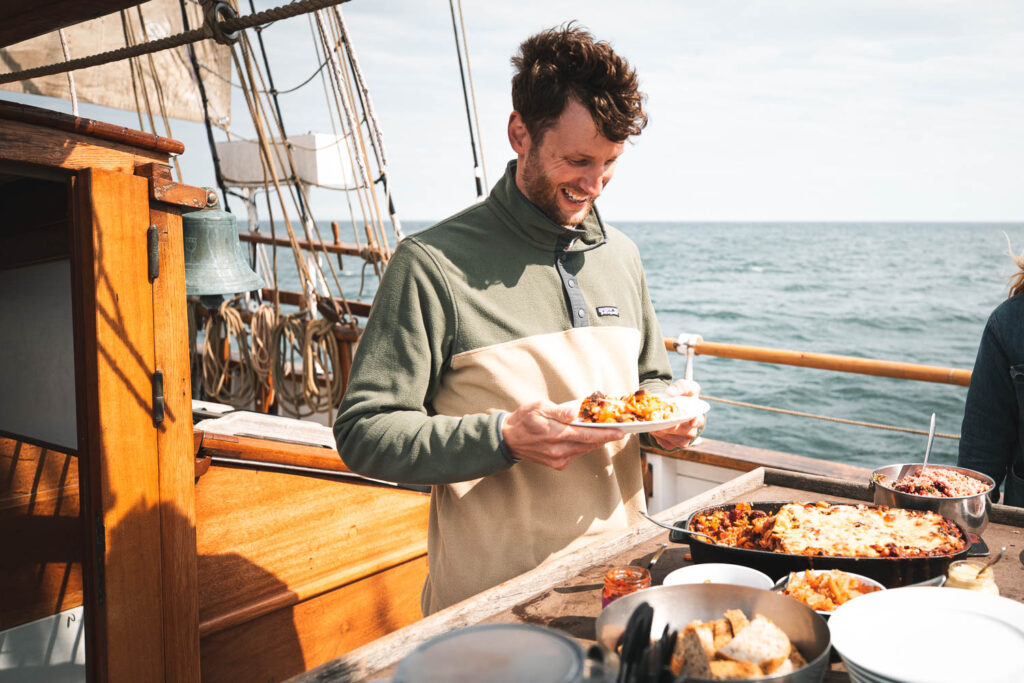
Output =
[{"x1": 291, "y1": 467, "x2": 1024, "y2": 682}]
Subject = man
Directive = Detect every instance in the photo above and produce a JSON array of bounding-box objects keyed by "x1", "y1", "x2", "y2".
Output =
[{"x1": 333, "y1": 24, "x2": 704, "y2": 615}]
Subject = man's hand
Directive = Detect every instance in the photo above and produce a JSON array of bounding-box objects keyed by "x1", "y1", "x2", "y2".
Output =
[
  {"x1": 502, "y1": 400, "x2": 626, "y2": 470},
  {"x1": 650, "y1": 379, "x2": 705, "y2": 450}
]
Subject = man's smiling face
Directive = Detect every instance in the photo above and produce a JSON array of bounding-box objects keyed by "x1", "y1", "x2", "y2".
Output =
[{"x1": 509, "y1": 98, "x2": 625, "y2": 227}]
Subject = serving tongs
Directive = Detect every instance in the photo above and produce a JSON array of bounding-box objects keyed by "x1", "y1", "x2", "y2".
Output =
[
  {"x1": 641, "y1": 512, "x2": 716, "y2": 545},
  {"x1": 617, "y1": 602, "x2": 654, "y2": 683}
]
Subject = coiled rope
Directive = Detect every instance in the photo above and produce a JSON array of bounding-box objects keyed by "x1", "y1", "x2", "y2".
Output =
[
  {"x1": 267, "y1": 314, "x2": 342, "y2": 419},
  {"x1": 270, "y1": 314, "x2": 310, "y2": 416},
  {"x1": 701, "y1": 395, "x2": 961, "y2": 440},
  {"x1": 202, "y1": 299, "x2": 257, "y2": 406},
  {"x1": 302, "y1": 318, "x2": 346, "y2": 420},
  {"x1": 250, "y1": 303, "x2": 279, "y2": 389},
  {"x1": 0, "y1": 0, "x2": 352, "y2": 85}
]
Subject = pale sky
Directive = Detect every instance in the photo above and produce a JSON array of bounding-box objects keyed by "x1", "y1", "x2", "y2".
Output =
[{"x1": 8, "y1": 0, "x2": 1024, "y2": 222}]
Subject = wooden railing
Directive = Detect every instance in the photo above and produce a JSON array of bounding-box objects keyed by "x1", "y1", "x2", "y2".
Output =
[{"x1": 666, "y1": 337, "x2": 971, "y2": 386}]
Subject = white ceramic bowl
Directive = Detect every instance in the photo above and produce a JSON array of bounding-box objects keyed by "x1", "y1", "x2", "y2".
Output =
[
  {"x1": 662, "y1": 562, "x2": 774, "y2": 590},
  {"x1": 772, "y1": 569, "x2": 886, "y2": 617}
]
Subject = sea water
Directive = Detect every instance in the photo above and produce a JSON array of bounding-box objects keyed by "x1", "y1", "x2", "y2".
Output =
[{"x1": 260, "y1": 220, "x2": 1022, "y2": 470}]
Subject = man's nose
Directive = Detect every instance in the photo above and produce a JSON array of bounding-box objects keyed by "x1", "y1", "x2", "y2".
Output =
[{"x1": 580, "y1": 168, "x2": 604, "y2": 196}]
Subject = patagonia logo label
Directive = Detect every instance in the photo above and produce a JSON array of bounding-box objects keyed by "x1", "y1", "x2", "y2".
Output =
[{"x1": 596, "y1": 306, "x2": 619, "y2": 317}]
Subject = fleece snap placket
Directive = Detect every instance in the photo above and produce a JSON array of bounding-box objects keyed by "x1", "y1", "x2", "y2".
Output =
[{"x1": 556, "y1": 235, "x2": 589, "y2": 328}]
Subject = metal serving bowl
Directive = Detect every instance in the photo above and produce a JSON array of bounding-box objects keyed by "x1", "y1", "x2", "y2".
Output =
[
  {"x1": 870, "y1": 463, "x2": 994, "y2": 536},
  {"x1": 595, "y1": 584, "x2": 831, "y2": 683}
]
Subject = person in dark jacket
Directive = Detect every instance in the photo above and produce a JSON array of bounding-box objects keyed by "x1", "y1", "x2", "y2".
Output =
[{"x1": 958, "y1": 250, "x2": 1024, "y2": 507}]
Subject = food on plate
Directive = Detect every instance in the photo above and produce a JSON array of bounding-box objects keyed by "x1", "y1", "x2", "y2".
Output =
[
  {"x1": 690, "y1": 501, "x2": 966, "y2": 557},
  {"x1": 670, "y1": 609, "x2": 808, "y2": 680},
  {"x1": 882, "y1": 467, "x2": 992, "y2": 497},
  {"x1": 577, "y1": 389, "x2": 679, "y2": 423},
  {"x1": 781, "y1": 569, "x2": 881, "y2": 612}
]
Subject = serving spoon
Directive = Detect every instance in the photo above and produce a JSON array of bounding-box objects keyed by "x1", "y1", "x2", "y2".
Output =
[
  {"x1": 978, "y1": 545, "x2": 1007, "y2": 577},
  {"x1": 641, "y1": 512, "x2": 717, "y2": 544},
  {"x1": 897, "y1": 412, "x2": 936, "y2": 480}
]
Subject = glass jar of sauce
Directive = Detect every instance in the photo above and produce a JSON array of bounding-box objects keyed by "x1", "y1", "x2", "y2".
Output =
[
  {"x1": 602, "y1": 566, "x2": 651, "y2": 607},
  {"x1": 945, "y1": 559, "x2": 999, "y2": 595}
]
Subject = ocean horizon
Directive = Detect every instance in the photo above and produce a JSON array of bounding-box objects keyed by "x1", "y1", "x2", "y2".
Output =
[{"x1": 253, "y1": 219, "x2": 1024, "y2": 470}]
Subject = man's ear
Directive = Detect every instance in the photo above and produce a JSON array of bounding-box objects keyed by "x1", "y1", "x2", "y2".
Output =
[{"x1": 508, "y1": 111, "x2": 530, "y2": 154}]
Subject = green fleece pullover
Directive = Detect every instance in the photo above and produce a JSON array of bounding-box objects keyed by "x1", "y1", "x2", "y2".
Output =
[{"x1": 334, "y1": 160, "x2": 673, "y2": 613}]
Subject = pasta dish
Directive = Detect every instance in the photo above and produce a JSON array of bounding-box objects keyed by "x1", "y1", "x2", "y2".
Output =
[
  {"x1": 577, "y1": 389, "x2": 678, "y2": 423},
  {"x1": 781, "y1": 569, "x2": 881, "y2": 612}
]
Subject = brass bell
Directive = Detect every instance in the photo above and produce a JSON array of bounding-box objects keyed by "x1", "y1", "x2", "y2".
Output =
[{"x1": 182, "y1": 191, "x2": 263, "y2": 300}]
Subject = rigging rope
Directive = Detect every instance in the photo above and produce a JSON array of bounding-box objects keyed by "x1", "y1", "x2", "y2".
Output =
[
  {"x1": 334, "y1": 8, "x2": 404, "y2": 240},
  {"x1": 0, "y1": 0, "x2": 352, "y2": 85},
  {"x1": 135, "y1": 6, "x2": 184, "y2": 181},
  {"x1": 235, "y1": 24, "x2": 356, "y2": 318},
  {"x1": 120, "y1": 11, "x2": 159, "y2": 139},
  {"x1": 248, "y1": 0, "x2": 309, "y2": 223},
  {"x1": 57, "y1": 29, "x2": 78, "y2": 115},
  {"x1": 312, "y1": 9, "x2": 387, "y2": 278},
  {"x1": 456, "y1": 0, "x2": 487, "y2": 192},
  {"x1": 701, "y1": 395, "x2": 961, "y2": 440},
  {"x1": 195, "y1": 57, "x2": 330, "y2": 95},
  {"x1": 180, "y1": 0, "x2": 233, "y2": 209},
  {"x1": 448, "y1": 0, "x2": 485, "y2": 198}
]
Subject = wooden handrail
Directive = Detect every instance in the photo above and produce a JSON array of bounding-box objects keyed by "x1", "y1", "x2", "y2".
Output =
[
  {"x1": 238, "y1": 230, "x2": 385, "y2": 260},
  {"x1": 197, "y1": 431, "x2": 350, "y2": 473},
  {"x1": 666, "y1": 337, "x2": 972, "y2": 386}
]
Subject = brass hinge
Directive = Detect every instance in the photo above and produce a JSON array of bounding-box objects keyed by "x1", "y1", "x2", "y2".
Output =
[
  {"x1": 147, "y1": 224, "x2": 159, "y2": 282},
  {"x1": 152, "y1": 370, "x2": 165, "y2": 425}
]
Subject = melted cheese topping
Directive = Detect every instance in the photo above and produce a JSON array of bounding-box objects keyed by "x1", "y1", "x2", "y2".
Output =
[{"x1": 770, "y1": 503, "x2": 965, "y2": 557}]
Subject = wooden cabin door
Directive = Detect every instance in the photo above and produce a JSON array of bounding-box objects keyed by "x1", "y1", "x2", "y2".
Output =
[
  {"x1": 74, "y1": 168, "x2": 200, "y2": 682},
  {"x1": 0, "y1": 103, "x2": 202, "y2": 682}
]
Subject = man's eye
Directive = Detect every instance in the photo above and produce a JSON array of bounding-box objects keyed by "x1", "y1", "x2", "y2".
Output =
[{"x1": 569, "y1": 159, "x2": 588, "y2": 167}]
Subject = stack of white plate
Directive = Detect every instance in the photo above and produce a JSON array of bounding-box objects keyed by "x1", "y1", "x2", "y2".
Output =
[{"x1": 829, "y1": 586, "x2": 1024, "y2": 683}]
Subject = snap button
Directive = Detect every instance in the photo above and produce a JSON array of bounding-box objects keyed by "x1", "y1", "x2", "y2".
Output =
[{"x1": 577, "y1": 308, "x2": 585, "y2": 318}]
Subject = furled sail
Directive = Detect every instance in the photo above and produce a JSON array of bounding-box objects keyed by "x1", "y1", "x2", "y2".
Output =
[{"x1": 0, "y1": 0, "x2": 230, "y2": 125}]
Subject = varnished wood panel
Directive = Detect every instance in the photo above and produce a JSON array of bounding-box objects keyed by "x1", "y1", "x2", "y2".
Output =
[
  {"x1": 0, "y1": 100, "x2": 185, "y2": 154},
  {"x1": 150, "y1": 205, "x2": 201, "y2": 681},
  {"x1": 0, "y1": 437, "x2": 82, "y2": 631},
  {"x1": 200, "y1": 556, "x2": 428, "y2": 683},
  {"x1": 0, "y1": 436, "x2": 78, "y2": 507},
  {"x1": 76, "y1": 168, "x2": 163, "y2": 681},
  {"x1": 0, "y1": 118, "x2": 168, "y2": 176},
  {"x1": 195, "y1": 464, "x2": 429, "y2": 635}
]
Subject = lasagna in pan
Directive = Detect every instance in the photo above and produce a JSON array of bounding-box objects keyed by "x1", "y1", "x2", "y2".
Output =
[{"x1": 691, "y1": 502, "x2": 966, "y2": 558}]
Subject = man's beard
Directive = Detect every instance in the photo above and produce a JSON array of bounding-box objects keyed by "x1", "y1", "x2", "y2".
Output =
[{"x1": 519, "y1": 152, "x2": 592, "y2": 227}]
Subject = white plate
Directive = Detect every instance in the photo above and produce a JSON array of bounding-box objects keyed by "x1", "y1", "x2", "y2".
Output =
[
  {"x1": 829, "y1": 586, "x2": 1024, "y2": 683},
  {"x1": 567, "y1": 395, "x2": 710, "y2": 434},
  {"x1": 662, "y1": 563, "x2": 774, "y2": 590}
]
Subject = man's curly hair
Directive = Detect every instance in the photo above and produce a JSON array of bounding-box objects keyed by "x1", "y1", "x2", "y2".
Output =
[{"x1": 511, "y1": 23, "x2": 647, "y2": 144}]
